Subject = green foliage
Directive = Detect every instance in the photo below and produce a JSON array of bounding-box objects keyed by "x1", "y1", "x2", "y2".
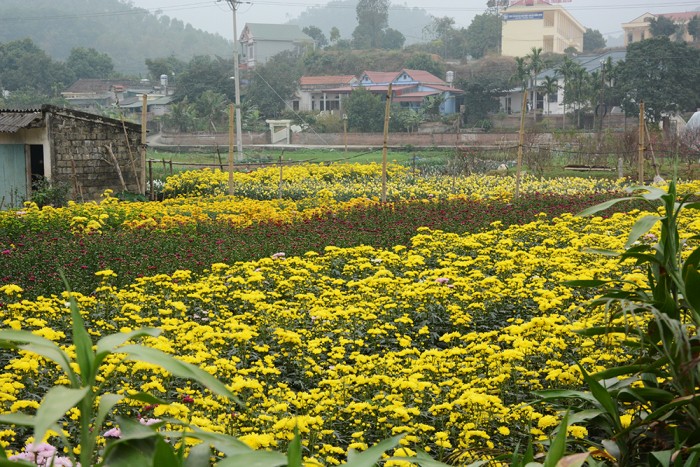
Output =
[
  {"x1": 416, "y1": 16, "x2": 467, "y2": 60},
  {"x1": 0, "y1": 0, "x2": 231, "y2": 75},
  {"x1": 648, "y1": 16, "x2": 682, "y2": 39},
  {"x1": 464, "y1": 13, "x2": 502, "y2": 59},
  {"x1": 172, "y1": 56, "x2": 236, "y2": 104},
  {"x1": 0, "y1": 280, "x2": 239, "y2": 467},
  {"x1": 245, "y1": 50, "x2": 304, "y2": 119},
  {"x1": 404, "y1": 53, "x2": 445, "y2": 79},
  {"x1": 343, "y1": 88, "x2": 385, "y2": 132},
  {"x1": 66, "y1": 47, "x2": 114, "y2": 79},
  {"x1": 145, "y1": 55, "x2": 187, "y2": 84},
  {"x1": 583, "y1": 28, "x2": 607, "y2": 52},
  {"x1": 618, "y1": 37, "x2": 700, "y2": 122},
  {"x1": 30, "y1": 179, "x2": 70, "y2": 208},
  {"x1": 688, "y1": 15, "x2": 700, "y2": 42},
  {"x1": 302, "y1": 26, "x2": 328, "y2": 48},
  {"x1": 541, "y1": 181, "x2": 700, "y2": 464},
  {"x1": 352, "y1": 0, "x2": 390, "y2": 49},
  {"x1": 0, "y1": 38, "x2": 74, "y2": 95}
]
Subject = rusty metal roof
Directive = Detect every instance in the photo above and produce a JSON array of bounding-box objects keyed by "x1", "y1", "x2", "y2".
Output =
[{"x1": 0, "y1": 110, "x2": 43, "y2": 133}]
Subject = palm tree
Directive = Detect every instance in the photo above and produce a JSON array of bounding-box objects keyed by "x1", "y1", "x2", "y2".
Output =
[
  {"x1": 556, "y1": 56, "x2": 577, "y2": 128},
  {"x1": 540, "y1": 75, "x2": 558, "y2": 115},
  {"x1": 511, "y1": 56, "x2": 530, "y2": 116},
  {"x1": 526, "y1": 47, "x2": 543, "y2": 123}
]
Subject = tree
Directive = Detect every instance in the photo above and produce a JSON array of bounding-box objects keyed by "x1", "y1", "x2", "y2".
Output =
[
  {"x1": 172, "y1": 55, "x2": 235, "y2": 103},
  {"x1": 688, "y1": 15, "x2": 700, "y2": 42},
  {"x1": 302, "y1": 26, "x2": 329, "y2": 48},
  {"x1": 352, "y1": 0, "x2": 390, "y2": 49},
  {"x1": 527, "y1": 47, "x2": 544, "y2": 122},
  {"x1": 420, "y1": 16, "x2": 467, "y2": 59},
  {"x1": 583, "y1": 28, "x2": 606, "y2": 52},
  {"x1": 648, "y1": 16, "x2": 680, "y2": 40},
  {"x1": 540, "y1": 75, "x2": 558, "y2": 114},
  {"x1": 464, "y1": 13, "x2": 502, "y2": 59},
  {"x1": 329, "y1": 27, "x2": 341, "y2": 44},
  {"x1": 245, "y1": 50, "x2": 303, "y2": 119},
  {"x1": 344, "y1": 88, "x2": 385, "y2": 132},
  {"x1": 145, "y1": 55, "x2": 187, "y2": 84},
  {"x1": 0, "y1": 38, "x2": 74, "y2": 95},
  {"x1": 195, "y1": 90, "x2": 229, "y2": 131},
  {"x1": 66, "y1": 47, "x2": 114, "y2": 79},
  {"x1": 404, "y1": 53, "x2": 445, "y2": 79},
  {"x1": 618, "y1": 37, "x2": 700, "y2": 122},
  {"x1": 381, "y1": 28, "x2": 405, "y2": 50},
  {"x1": 556, "y1": 56, "x2": 577, "y2": 122}
]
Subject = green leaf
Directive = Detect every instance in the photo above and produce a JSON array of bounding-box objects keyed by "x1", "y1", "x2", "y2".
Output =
[
  {"x1": 651, "y1": 450, "x2": 673, "y2": 467},
  {"x1": 0, "y1": 413, "x2": 36, "y2": 427},
  {"x1": 625, "y1": 215, "x2": 661, "y2": 248},
  {"x1": 35, "y1": 386, "x2": 90, "y2": 444},
  {"x1": 126, "y1": 392, "x2": 170, "y2": 406},
  {"x1": 533, "y1": 389, "x2": 600, "y2": 405},
  {"x1": 286, "y1": 431, "x2": 302, "y2": 467},
  {"x1": 0, "y1": 330, "x2": 75, "y2": 384},
  {"x1": 95, "y1": 393, "x2": 124, "y2": 436},
  {"x1": 96, "y1": 328, "x2": 161, "y2": 366},
  {"x1": 567, "y1": 409, "x2": 605, "y2": 426},
  {"x1": 580, "y1": 248, "x2": 620, "y2": 257},
  {"x1": 632, "y1": 185, "x2": 666, "y2": 200},
  {"x1": 65, "y1": 291, "x2": 96, "y2": 386},
  {"x1": 118, "y1": 344, "x2": 239, "y2": 402},
  {"x1": 617, "y1": 387, "x2": 675, "y2": 404},
  {"x1": 184, "y1": 442, "x2": 212, "y2": 467},
  {"x1": 683, "y1": 201, "x2": 700, "y2": 210},
  {"x1": 543, "y1": 411, "x2": 568, "y2": 467},
  {"x1": 683, "y1": 265, "x2": 700, "y2": 313},
  {"x1": 102, "y1": 438, "x2": 159, "y2": 467},
  {"x1": 153, "y1": 436, "x2": 179, "y2": 467},
  {"x1": 577, "y1": 364, "x2": 620, "y2": 431},
  {"x1": 216, "y1": 451, "x2": 287, "y2": 467},
  {"x1": 576, "y1": 197, "x2": 637, "y2": 217},
  {"x1": 346, "y1": 435, "x2": 403, "y2": 467},
  {"x1": 0, "y1": 460, "x2": 36, "y2": 467},
  {"x1": 411, "y1": 451, "x2": 456, "y2": 467},
  {"x1": 592, "y1": 364, "x2": 651, "y2": 380},
  {"x1": 183, "y1": 427, "x2": 253, "y2": 457}
]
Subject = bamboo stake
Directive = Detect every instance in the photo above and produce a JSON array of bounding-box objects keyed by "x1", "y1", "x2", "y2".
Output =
[
  {"x1": 228, "y1": 103, "x2": 235, "y2": 196},
  {"x1": 638, "y1": 100, "x2": 645, "y2": 183},
  {"x1": 140, "y1": 93, "x2": 147, "y2": 195},
  {"x1": 381, "y1": 83, "x2": 393, "y2": 204},
  {"x1": 514, "y1": 88, "x2": 528, "y2": 200},
  {"x1": 106, "y1": 143, "x2": 128, "y2": 192},
  {"x1": 278, "y1": 155, "x2": 284, "y2": 200}
]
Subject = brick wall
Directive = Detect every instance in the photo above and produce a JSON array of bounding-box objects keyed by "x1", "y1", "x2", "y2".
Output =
[{"x1": 48, "y1": 108, "x2": 142, "y2": 201}]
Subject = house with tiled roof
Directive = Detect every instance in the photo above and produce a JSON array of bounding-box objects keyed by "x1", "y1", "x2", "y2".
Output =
[
  {"x1": 293, "y1": 69, "x2": 463, "y2": 115},
  {"x1": 622, "y1": 11, "x2": 699, "y2": 46},
  {"x1": 501, "y1": 0, "x2": 585, "y2": 57},
  {"x1": 240, "y1": 23, "x2": 315, "y2": 69}
]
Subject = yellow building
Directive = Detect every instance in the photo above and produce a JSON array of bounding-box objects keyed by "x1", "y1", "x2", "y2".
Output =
[
  {"x1": 622, "y1": 12, "x2": 697, "y2": 46},
  {"x1": 501, "y1": 0, "x2": 585, "y2": 57}
]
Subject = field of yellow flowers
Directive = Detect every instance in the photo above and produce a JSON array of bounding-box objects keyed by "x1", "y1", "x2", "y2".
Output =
[{"x1": 1, "y1": 164, "x2": 699, "y2": 464}]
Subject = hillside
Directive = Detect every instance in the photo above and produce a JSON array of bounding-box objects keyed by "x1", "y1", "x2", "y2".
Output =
[
  {"x1": 289, "y1": 0, "x2": 433, "y2": 45},
  {"x1": 0, "y1": 0, "x2": 232, "y2": 75}
]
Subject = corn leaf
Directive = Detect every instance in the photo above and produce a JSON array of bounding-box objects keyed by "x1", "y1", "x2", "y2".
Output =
[{"x1": 35, "y1": 386, "x2": 90, "y2": 444}]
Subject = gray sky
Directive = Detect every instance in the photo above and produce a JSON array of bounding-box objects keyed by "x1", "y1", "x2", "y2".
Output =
[{"x1": 128, "y1": 0, "x2": 700, "y2": 40}]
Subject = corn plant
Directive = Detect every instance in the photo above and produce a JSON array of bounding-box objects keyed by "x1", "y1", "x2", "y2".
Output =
[{"x1": 536, "y1": 180, "x2": 700, "y2": 465}]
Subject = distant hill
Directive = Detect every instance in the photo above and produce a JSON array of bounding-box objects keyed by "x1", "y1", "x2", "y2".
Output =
[
  {"x1": 0, "y1": 0, "x2": 232, "y2": 75},
  {"x1": 289, "y1": 0, "x2": 434, "y2": 45}
]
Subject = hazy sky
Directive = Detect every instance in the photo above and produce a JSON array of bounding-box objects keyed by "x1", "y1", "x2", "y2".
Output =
[{"x1": 127, "y1": 0, "x2": 700, "y2": 40}]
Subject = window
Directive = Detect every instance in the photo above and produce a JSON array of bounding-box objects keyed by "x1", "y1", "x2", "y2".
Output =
[{"x1": 628, "y1": 33, "x2": 634, "y2": 43}]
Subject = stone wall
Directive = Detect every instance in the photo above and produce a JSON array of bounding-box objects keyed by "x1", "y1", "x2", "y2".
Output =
[{"x1": 48, "y1": 108, "x2": 142, "y2": 201}]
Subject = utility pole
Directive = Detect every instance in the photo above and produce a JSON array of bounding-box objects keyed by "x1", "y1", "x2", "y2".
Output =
[{"x1": 222, "y1": 0, "x2": 244, "y2": 161}]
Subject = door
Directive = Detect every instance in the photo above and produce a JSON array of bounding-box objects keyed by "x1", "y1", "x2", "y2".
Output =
[{"x1": 0, "y1": 144, "x2": 28, "y2": 209}]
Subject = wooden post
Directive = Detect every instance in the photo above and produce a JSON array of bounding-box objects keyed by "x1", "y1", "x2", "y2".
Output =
[
  {"x1": 638, "y1": 100, "x2": 645, "y2": 183},
  {"x1": 514, "y1": 89, "x2": 528, "y2": 200},
  {"x1": 148, "y1": 159, "x2": 154, "y2": 201},
  {"x1": 343, "y1": 115, "x2": 348, "y2": 153},
  {"x1": 381, "y1": 83, "x2": 393, "y2": 204},
  {"x1": 228, "y1": 103, "x2": 235, "y2": 196},
  {"x1": 140, "y1": 93, "x2": 147, "y2": 195},
  {"x1": 278, "y1": 155, "x2": 284, "y2": 200}
]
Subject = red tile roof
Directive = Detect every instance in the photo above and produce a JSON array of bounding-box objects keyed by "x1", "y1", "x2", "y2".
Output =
[
  {"x1": 402, "y1": 69, "x2": 446, "y2": 85},
  {"x1": 659, "y1": 12, "x2": 699, "y2": 22},
  {"x1": 360, "y1": 71, "x2": 400, "y2": 84},
  {"x1": 300, "y1": 75, "x2": 356, "y2": 86}
]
